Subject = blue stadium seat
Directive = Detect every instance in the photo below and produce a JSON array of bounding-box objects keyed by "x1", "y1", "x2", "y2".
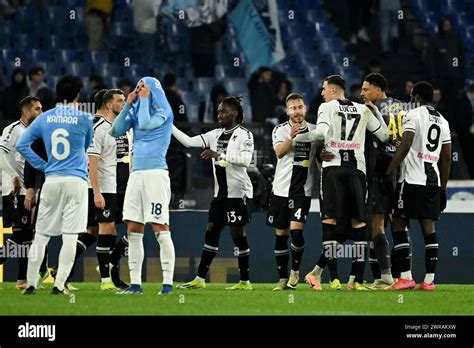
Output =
[
  {"x1": 225, "y1": 78, "x2": 246, "y2": 95},
  {"x1": 34, "y1": 61, "x2": 62, "y2": 76},
  {"x1": 83, "y1": 51, "x2": 109, "y2": 65},
  {"x1": 55, "y1": 49, "x2": 81, "y2": 64},
  {"x1": 42, "y1": 34, "x2": 69, "y2": 50},
  {"x1": 11, "y1": 33, "x2": 35, "y2": 51},
  {"x1": 46, "y1": 75, "x2": 60, "y2": 90},
  {"x1": 124, "y1": 64, "x2": 148, "y2": 78},
  {"x1": 194, "y1": 77, "x2": 215, "y2": 96},
  {"x1": 94, "y1": 63, "x2": 122, "y2": 78},
  {"x1": 181, "y1": 92, "x2": 201, "y2": 122},
  {"x1": 64, "y1": 62, "x2": 92, "y2": 76},
  {"x1": 112, "y1": 21, "x2": 133, "y2": 38},
  {"x1": 46, "y1": 7, "x2": 68, "y2": 25}
]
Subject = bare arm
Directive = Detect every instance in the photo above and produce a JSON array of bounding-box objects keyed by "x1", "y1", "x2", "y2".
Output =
[
  {"x1": 438, "y1": 143, "x2": 452, "y2": 190},
  {"x1": 88, "y1": 155, "x2": 105, "y2": 209},
  {"x1": 386, "y1": 131, "x2": 414, "y2": 175}
]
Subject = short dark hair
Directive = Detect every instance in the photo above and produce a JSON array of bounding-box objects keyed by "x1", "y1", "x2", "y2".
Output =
[
  {"x1": 412, "y1": 81, "x2": 434, "y2": 103},
  {"x1": 29, "y1": 66, "x2": 45, "y2": 78},
  {"x1": 325, "y1": 74, "x2": 345, "y2": 90},
  {"x1": 56, "y1": 75, "x2": 83, "y2": 103},
  {"x1": 19, "y1": 96, "x2": 40, "y2": 110},
  {"x1": 222, "y1": 96, "x2": 245, "y2": 125},
  {"x1": 103, "y1": 89, "x2": 125, "y2": 105},
  {"x1": 364, "y1": 73, "x2": 388, "y2": 92},
  {"x1": 285, "y1": 93, "x2": 304, "y2": 104},
  {"x1": 94, "y1": 89, "x2": 108, "y2": 109},
  {"x1": 163, "y1": 73, "x2": 176, "y2": 87}
]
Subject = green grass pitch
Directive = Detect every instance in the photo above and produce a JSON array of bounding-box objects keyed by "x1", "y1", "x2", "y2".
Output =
[{"x1": 1, "y1": 283, "x2": 473, "y2": 315}]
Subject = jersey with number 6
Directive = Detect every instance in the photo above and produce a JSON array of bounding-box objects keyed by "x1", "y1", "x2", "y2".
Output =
[
  {"x1": 400, "y1": 105, "x2": 451, "y2": 187},
  {"x1": 317, "y1": 99, "x2": 383, "y2": 174},
  {"x1": 16, "y1": 105, "x2": 93, "y2": 180}
]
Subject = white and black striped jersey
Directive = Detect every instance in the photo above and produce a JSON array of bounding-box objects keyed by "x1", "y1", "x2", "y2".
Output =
[
  {"x1": 318, "y1": 99, "x2": 384, "y2": 174},
  {"x1": 400, "y1": 105, "x2": 451, "y2": 186},
  {"x1": 200, "y1": 125, "x2": 254, "y2": 199},
  {"x1": 87, "y1": 116, "x2": 117, "y2": 194},
  {"x1": 116, "y1": 131, "x2": 131, "y2": 193},
  {"x1": 0, "y1": 120, "x2": 27, "y2": 196},
  {"x1": 272, "y1": 121, "x2": 316, "y2": 197}
]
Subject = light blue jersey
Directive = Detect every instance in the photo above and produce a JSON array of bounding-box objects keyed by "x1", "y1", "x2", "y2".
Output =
[
  {"x1": 16, "y1": 105, "x2": 93, "y2": 180},
  {"x1": 110, "y1": 76, "x2": 173, "y2": 172}
]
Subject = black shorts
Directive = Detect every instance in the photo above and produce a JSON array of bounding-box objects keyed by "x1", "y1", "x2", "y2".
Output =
[
  {"x1": 321, "y1": 166, "x2": 367, "y2": 222},
  {"x1": 208, "y1": 197, "x2": 251, "y2": 226},
  {"x1": 115, "y1": 191, "x2": 125, "y2": 225},
  {"x1": 393, "y1": 181, "x2": 441, "y2": 220},
  {"x1": 2, "y1": 194, "x2": 32, "y2": 228},
  {"x1": 367, "y1": 173, "x2": 397, "y2": 214},
  {"x1": 266, "y1": 195, "x2": 312, "y2": 229},
  {"x1": 87, "y1": 189, "x2": 118, "y2": 226}
]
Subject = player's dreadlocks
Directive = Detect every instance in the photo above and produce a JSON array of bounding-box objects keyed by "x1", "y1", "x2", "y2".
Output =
[{"x1": 222, "y1": 96, "x2": 245, "y2": 125}]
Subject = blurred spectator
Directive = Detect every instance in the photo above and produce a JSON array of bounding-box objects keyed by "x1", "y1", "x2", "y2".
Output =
[
  {"x1": 28, "y1": 66, "x2": 54, "y2": 111},
  {"x1": 162, "y1": 73, "x2": 189, "y2": 208},
  {"x1": 399, "y1": 79, "x2": 414, "y2": 102},
  {"x1": 199, "y1": 83, "x2": 228, "y2": 122},
  {"x1": 248, "y1": 67, "x2": 276, "y2": 122},
  {"x1": 275, "y1": 79, "x2": 292, "y2": 124},
  {"x1": 190, "y1": 18, "x2": 226, "y2": 77},
  {"x1": 453, "y1": 87, "x2": 474, "y2": 178},
  {"x1": 432, "y1": 85, "x2": 451, "y2": 122},
  {"x1": 88, "y1": 74, "x2": 107, "y2": 102},
  {"x1": 350, "y1": 83, "x2": 363, "y2": 103},
  {"x1": 379, "y1": 0, "x2": 400, "y2": 54},
  {"x1": 365, "y1": 59, "x2": 382, "y2": 75},
  {"x1": 117, "y1": 78, "x2": 133, "y2": 96},
  {"x1": 347, "y1": 0, "x2": 371, "y2": 45},
  {"x1": 163, "y1": 72, "x2": 187, "y2": 123},
  {"x1": 3, "y1": 68, "x2": 29, "y2": 121},
  {"x1": 0, "y1": 0, "x2": 16, "y2": 20},
  {"x1": 468, "y1": 83, "x2": 474, "y2": 134},
  {"x1": 132, "y1": 0, "x2": 161, "y2": 71},
  {"x1": 0, "y1": 70, "x2": 5, "y2": 121},
  {"x1": 426, "y1": 18, "x2": 466, "y2": 101},
  {"x1": 85, "y1": 0, "x2": 113, "y2": 51}
]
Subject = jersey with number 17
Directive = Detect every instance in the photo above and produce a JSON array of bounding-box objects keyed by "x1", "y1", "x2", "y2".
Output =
[
  {"x1": 16, "y1": 105, "x2": 93, "y2": 180},
  {"x1": 317, "y1": 99, "x2": 383, "y2": 174}
]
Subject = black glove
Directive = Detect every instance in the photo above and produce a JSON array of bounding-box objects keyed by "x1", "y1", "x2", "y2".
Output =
[{"x1": 440, "y1": 188, "x2": 447, "y2": 212}]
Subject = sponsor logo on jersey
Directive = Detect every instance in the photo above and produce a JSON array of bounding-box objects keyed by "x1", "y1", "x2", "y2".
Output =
[
  {"x1": 329, "y1": 141, "x2": 361, "y2": 149},
  {"x1": 292, "y1": 160, "x2": 310, "y2": 167}
]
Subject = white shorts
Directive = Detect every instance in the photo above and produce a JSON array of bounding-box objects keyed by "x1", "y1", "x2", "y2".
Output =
[
  {"x1": 123, "y1": 169, "x2": 170, "y2": 225},
  {"x1": 36, "y1": 176, "x2": 88, "y2": 236}
]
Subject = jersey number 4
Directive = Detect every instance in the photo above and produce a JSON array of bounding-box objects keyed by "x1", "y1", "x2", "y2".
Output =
[{"x1": 338, "y1": 112, "x2": 360, "y2": 141}]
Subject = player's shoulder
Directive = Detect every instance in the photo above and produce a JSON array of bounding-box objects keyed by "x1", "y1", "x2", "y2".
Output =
[
  {"x1": 237, "y1": 125, "x2": 253, "y2": 138},
  {"x1": 306, "y1": 122, "x2": 316, "y2": 131},
  {"x1": 273, "y1": 121, "x2": 289, "y2": 132}
]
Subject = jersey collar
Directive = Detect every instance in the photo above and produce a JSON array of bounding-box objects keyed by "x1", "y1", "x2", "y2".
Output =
[{"x1": 223, "y1": 124, "x2": 240, "y2": 134}]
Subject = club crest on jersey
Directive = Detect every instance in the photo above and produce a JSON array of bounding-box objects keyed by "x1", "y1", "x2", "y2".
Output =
[
  {"x1": 21, "y1": 216, "x2": 28, "y2": 224},
  {"x1": 103, "y1": 210, "x2": 110, "y2": 218}
]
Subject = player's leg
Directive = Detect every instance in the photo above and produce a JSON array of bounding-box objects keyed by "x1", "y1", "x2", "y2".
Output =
[
  {"x1": 117, "y1": 171, "x2": 145, "y2": 294},
  {"x1": 147, "y1": 170, "x2": 174, "y2": 294},
  {"x1": 178, "y1": 197, "x2": 226, "y2": 289},
  {"x1": 307, "y1": 218, "x2": 336, "y2": 291},
  {"x1": 110, "y1": 192, "x2": 128, "y2": 289},
  {"x1": 287, "y1": 197, "x2": 311, "y2": 289},
  {"x1": 371, "y1": 213, "x2": 393, "y2": 286},
  {"x1": 386, "y1": 182, "x2": 416, "y2": 290},
  {"x1": 58, "y1": 189, "x2": 98, "y2": 284},
  {"x1": 53, "y1": 178, "x2": 89, "y2": 295},
  {"x1": 417, "y1": 219, "x2": 437, "y2": 290},
  {"x1": 95, "y1": 194, "x2": 119, "y2": 290},
  {"x1": 266, "y1": 195, "x2": 290, "y2": 290},
  {"x1": 415, "y1": 185, "x2": 441, "y2": 290},
  {"x1": 226, "y1": 198, "x2": 252, "y2": 290}
]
